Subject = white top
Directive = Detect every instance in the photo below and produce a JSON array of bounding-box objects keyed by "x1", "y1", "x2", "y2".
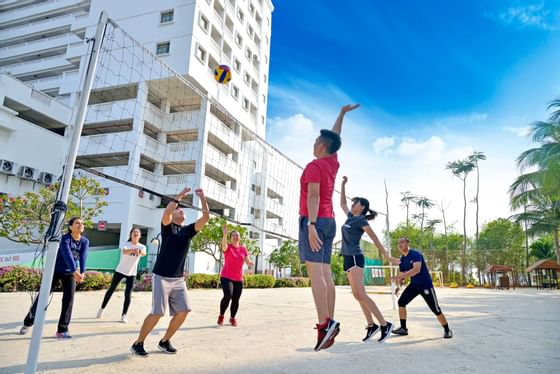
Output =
[{"x1": 115, "y1": 241, "x2": 146, "y2": 276}]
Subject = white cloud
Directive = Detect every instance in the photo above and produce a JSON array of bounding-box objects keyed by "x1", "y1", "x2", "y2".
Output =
[
  {"x1": 397, "y1": 136, "x2": 445, "y2": 161},
  {"x1": 496, "y1": 4, "x2": 560, "y2": 31},
  {"x1": 267, "y1": 114, "x2": 317, "y2": 166},
  {"x1": 502, "y1": 126, "x2": 531, "y2": 137},
  {"x1": 372, "y1": 136, "x2": 395, "y2": 154}
]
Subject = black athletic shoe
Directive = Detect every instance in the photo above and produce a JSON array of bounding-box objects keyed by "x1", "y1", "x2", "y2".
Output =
[
  {"x1": 392, "y1": 326, "x2": 408, "y2": 336},
  {"x1": 443, "y1": 329, "x2": 453, "y2": 339},
  {"x1": 131, "y1": 342, "x2": 148, "y2": 357},
  {"x1": 378, "y1": 322, "x2": 393, "y2": 343},
  {"x1": 158, "y1": 340, "x2": 177, "y2": 354},
  {"x1": 362, "y1": 324, "x2": 380, "y2": 342}
]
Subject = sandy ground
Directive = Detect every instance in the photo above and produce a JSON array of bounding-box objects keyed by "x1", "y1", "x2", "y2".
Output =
[{"x1": 0, "y1": 286, "x2": 559, "y2": 374}]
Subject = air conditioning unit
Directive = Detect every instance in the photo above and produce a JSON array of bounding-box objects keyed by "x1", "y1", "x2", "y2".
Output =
[
  {"x1": 38, "y1": 172, "x2": 55, "y2": 185},
  {"x1": 0, "y1": 160, "x2": 15, "y2": 175},
  {"x1": 18, "y1": 166, "x2": 36, "y2": 180}
]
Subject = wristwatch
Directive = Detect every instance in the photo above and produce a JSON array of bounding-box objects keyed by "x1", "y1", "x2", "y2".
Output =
[{"x1": 307, "y1": 221, "x2": 316, "y2": 226}]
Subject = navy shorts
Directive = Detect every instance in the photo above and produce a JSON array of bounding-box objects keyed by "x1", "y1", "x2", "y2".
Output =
[
  {"x1": 343, "y1": 254, "x2": 365, "y2": 272},
  {"x1": 398, "y1": 284, "x2": 442, "y2": 316},
  {"x1": 298, "y1": 216, "x2": 336, "y2": 264}
]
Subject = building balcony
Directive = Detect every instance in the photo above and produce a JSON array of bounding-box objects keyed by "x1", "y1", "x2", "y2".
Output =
[
  {"x1": 85, "y1": 99, "x2": 136, "y2": 124},
  {"x1": 0, "y1": 13, "x2": 74, "y2": 44},
  {"x1": 202, "y1": 175, "x2": 237, "y2": 207},
  {"x1": 65, "y1": 40, "x2": 87, "y2": 59},
  {"x1": 205, "y1": 144, "x2": 237, "y2": 175},
  {"x1": 0, "y1": 54, "x2": 74, "y2": 77},
  {"x1": 266, "y1": 198, "x2": 284, "y2": 217},
  {"x1": 79, "y1": 132, "x2": 138, "y2": 156},
  {"x1": 161, "y1": 109, "x2": 203, "y2": 132},
  {"x1": 26, "y1": 74, "x2": 62, "y2": 91},
  {"x1": 208, "y1": 113, "x2": 241, "y2": 151},
  {"x1": 0, "y1": 0, "x2": 89, "y2": 28}
]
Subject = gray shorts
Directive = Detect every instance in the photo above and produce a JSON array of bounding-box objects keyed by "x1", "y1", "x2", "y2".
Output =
[
  {"x1": 298, "y1": 216, "x2": 336, "y2": 264},
  {"x1": 151, "y1": 274, "x2": 191, "y2": 316}
]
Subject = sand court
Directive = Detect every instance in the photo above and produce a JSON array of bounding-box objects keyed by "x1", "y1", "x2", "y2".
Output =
[{"x1": 0, "y1": 287, "x2": 558, "y2": 373}]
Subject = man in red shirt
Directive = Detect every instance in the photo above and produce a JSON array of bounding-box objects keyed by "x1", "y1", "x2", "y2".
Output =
[{"x1": 299, "y1": 104, "x2": 359, "y2": 351}]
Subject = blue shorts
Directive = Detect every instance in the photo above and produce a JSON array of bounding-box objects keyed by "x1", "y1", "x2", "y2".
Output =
[{"x1": 298, "y1": 216, "x2": 336, "y2": 264}]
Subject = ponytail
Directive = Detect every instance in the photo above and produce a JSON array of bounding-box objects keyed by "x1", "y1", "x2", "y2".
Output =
[{"x1": 365, "y1": 209, "x2": 378, "y2": 221}]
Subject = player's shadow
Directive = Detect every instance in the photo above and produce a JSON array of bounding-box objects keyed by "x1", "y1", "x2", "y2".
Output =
[
  {"x1": 384, "y1": 337, "x2": 443, "y2": 346},
  {"x1": 0, "y1": 353, "x2": 132, "y2": 373}
]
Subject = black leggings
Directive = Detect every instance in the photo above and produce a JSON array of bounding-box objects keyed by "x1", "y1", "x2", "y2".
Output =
[
  {"x1": 24, "y1": 272, "x2": 75, "y2": 333},
  {"x1": 398, "y1": 284, "x2": 442, "y2": 316},
  {"x1": 101, "y1": 271, "x2": 135, "y2": 315},
  {"x1": 219, "y1": 277, "x2": 243, "y2": 317}
]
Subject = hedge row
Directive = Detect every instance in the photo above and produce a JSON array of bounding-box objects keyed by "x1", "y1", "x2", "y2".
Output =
[{"x1": 0, "y1": 266, "x2": 310, "y2": 292}]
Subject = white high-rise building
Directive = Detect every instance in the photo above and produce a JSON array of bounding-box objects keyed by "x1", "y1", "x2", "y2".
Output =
[{"x1": 0, "y1": 0, "x2": 302, "y2": 274}]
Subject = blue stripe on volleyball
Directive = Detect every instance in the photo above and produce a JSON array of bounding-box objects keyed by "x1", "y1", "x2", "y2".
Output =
[{"x1": 219, "y1": 69, "x2": 228, "y2": 82}]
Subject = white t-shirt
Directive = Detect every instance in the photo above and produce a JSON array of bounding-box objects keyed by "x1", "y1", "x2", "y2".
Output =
[{"x1": 115, "y1": 241, "x2": 146, "y2": 276}]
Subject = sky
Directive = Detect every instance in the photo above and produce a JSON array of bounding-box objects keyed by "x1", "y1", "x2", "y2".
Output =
[{"x1": 265, "y1": 0, "x2": 560, "y2": 237}]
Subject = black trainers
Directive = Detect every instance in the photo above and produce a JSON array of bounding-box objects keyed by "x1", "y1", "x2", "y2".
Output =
[
  {"x1": 131, "y1": 342, "x2": 148, "y2": 357},
  {"x1": 362, "y1": 324, "x2": 380, "y2": 342},
  {"x1": 444, "y1": 329, "x2": 453, "y2": 339},
  {"x1": 378, "y1": 322, "x2": 393, "y2": 343},
  {"x1": 392, "y1": 326, "x2": 408, "y2": 336},
  {"x1": 158, "y1": 339, "x2": 177, "y2": 354}
]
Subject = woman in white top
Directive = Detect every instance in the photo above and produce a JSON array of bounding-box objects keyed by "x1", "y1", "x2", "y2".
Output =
[{"x1": 97, "y1": 228, "x2": 146, "y2": 323}]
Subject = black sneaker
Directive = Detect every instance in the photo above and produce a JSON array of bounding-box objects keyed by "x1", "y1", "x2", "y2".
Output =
[
  {"x1": 443, "y1": 329, "x2": 453, "y2": 339},
  {"x1": 362, "y1": 324, "x2": 380, "y2": 342},
  {"x1": 392, "y1": 326, "x2": 408, "y2": 336},
  {"x1": 158, "y1": 340, "x2": 177, "y2": 354},
  {"x1": 378, "y1": 322, "x2": 393, "y2": 343},
  {"x1": 131, "y1": 342, "x2": 148, "y2": 357}
]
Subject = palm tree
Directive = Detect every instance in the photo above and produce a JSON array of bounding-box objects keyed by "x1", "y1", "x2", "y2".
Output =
[
  {"x1": 529, "y1": 236, "x2": 555, "y2": 260},
  {"x1": 400, "y1": 191, "x2": 416, "y2": 227},
  {"x1": 510, "y1": 100, "x2": 560, "y2": 261},
  {"x1": 415, "y1": 196, "x2": 435, "y2": 233},
  {"x1": 446, "y1": 158, "x2": 476, "y2": 284},
  {"x1": 437, "y1": 200, "x2": 451, "y2": 281},
  {"x1": 468, "y1": 151, "x2": 486, "y2": 285}
]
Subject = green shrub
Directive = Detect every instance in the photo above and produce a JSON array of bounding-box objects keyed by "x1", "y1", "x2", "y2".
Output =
[
  {"x1": 77, "y1": 271, "x2": 112, "y2": 291},
  {"x1": 0, "y1": 266, "x2": 42, "y2": 292},
  {"x1": 244, "y1": 274, "x2": 275, "y2": 288},
  {"x1": 274, "y1": 277, "x2": 310, "y2": 288},
  {"x1": 187, "y1": 273, "x2": 219, "y2": 289}
]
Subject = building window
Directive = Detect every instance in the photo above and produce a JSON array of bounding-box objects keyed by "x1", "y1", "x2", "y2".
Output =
[
  {"x1": 235, "y1": 32, "x2": 243, "y2": 47},
  {"x1": 262, "y1": 94, "x2": 266, "y2": 103},
  {"x1": 247, "y1": 24, "x2": 254, "y2": 38},
  {"x1": 266, "y1": 17, "x2": 270, "y2": 26},
  {"x1": 237, "y1": 9, "x2": 244, "y2": 23},
  {"x1": 242, "y1": 97, "x2": 249, "y2": 111},
  {"x1": 199, "y1": 13, "x2": 210, "y2": 32},
  {"x1": 233, "y1": 58, "x2": 241, "y2": 72},
  {"x1": 156, "y1": 42, "x2": 170, "y2": 55},
  {"x1": 248, "y1": 2, "x2": 255, "y2": 16},
  {"x1": 160, "y1": 10, "x2": 174, "y2": 24},
  {"x1": 265, "y1": 35, "x2": 269, "y2": 46},
  {"x1": 264, "y1": 55, "x2": 268, "y2": 64},
  {"x1": 263, "y1": 74, "x2": 267, "y2": 83},
  {"x1": 245, "y1": 47, "x2": 252, "y2": 60},
  {"x1": 261, "y1": 115, "x2": 265, "y2": 125},
  {"x1": 195, "y1": 44, "x2": 207, "y2": 63},
  {"x1": 231, "y1": 85, "x2": 240, "y2": 100}
]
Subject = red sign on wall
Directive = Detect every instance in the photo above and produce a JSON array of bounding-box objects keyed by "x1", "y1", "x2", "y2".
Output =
[{"x1": 98, "y1": 220, "x2": 107, "y2": 231}]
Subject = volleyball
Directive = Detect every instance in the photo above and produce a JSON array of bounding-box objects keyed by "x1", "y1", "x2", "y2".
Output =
[{"x1": 214, "y1": 64, "x2": 232, "y2": 84}]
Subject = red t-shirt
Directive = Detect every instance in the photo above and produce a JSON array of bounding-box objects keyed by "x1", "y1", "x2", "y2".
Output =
[
  {"x1": 299, "y1": 153, "x2": 339, "y2": 218},
  {"x1": 220, "y1": 244, "x2": 249, "y2": 281}
]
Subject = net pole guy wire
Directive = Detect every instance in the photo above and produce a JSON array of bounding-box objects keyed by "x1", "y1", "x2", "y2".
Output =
[{"x1": 25, "y1": 12, "x2": 110, "y2": 374}]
